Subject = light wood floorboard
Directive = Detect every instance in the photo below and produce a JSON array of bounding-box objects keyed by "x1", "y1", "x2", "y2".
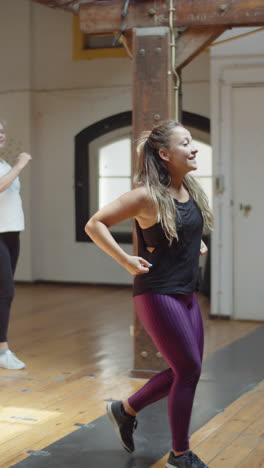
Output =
[{"x1": 0, "y1": 284, "x2": 263, "y2": 467}]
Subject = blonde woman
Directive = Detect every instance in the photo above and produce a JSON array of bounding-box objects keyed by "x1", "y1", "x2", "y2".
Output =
[
  {"x1": 85, "y1": 121, "x2": 212, "y2": 468},
  {"x1": 0, "y1": 120, "x2": 32, "y2": 370}
]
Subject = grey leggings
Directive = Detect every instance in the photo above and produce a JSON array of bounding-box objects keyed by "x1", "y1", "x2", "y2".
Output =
[{"x1": 0, "y1": 232, "x2": 20, "y2": 342}]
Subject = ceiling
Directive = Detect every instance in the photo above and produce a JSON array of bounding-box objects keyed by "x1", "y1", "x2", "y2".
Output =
[{"x1": 31, "y1": 0, "x2": 90, "y2": 14}]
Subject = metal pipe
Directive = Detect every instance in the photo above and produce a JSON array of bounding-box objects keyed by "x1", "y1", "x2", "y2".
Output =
[{"x1": 168, "y1": 0, "x2": 181, "y2": 121}]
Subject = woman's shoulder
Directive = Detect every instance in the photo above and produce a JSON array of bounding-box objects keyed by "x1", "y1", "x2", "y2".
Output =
[
  {"x1": 131, "y1": 186, "x2": 158, "y2": 224},
  {"x1": 130, "y1": 185, "x2": 155, "y2": 210},
  {"x1": 132, "y1": 185, "x2": 150, "y2": 202}
]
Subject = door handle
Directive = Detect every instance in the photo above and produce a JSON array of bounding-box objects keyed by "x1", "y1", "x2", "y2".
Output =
[{"x1": 240, "y1": 204, "x2": 252, "y2": 216}]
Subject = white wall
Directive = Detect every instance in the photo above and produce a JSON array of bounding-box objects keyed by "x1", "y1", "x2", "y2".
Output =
[
  {"x1": 0, "y1": 0, "x2": 211, "y2": 283},
  {"x1": 210, "y1": 27, "x2": 264, "y2": 57},
  {"x1": 32, "y1": 88, "x2": 132, "y2": 283},
  {"x1": 30, "y1": 4, "x2": 133, "y2": 283},
  {"x1": 0, "y1": 0, "x2": 33, "y2": 280},
  {"x1": 182, "y1": 51, "x2": 210, "y2": 118}
]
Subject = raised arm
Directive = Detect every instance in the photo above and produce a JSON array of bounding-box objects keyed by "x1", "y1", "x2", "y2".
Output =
[
  {"x1": 0, "y1": 152, "x2": 32, "y2": 193},
  {"x1": 85, "y1": 187, "x2": 153, "y2": 276}
]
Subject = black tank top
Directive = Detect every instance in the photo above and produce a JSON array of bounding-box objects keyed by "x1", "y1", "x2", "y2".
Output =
[{"x1": 133, "y1": 197, "x2": 203, "y2": 297}]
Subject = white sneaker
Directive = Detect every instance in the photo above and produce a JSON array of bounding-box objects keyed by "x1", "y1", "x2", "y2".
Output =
[{"x1": 0, "y1": 349, "x2": 26, "y2": 370}]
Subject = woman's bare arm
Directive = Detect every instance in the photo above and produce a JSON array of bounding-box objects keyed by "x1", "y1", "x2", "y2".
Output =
[
  {"x1": 85, "y1": 187, "x2": 153, "y2": 275},
  {"x1": 0, "y1": 153, "x2": 32, "y2": 193}
]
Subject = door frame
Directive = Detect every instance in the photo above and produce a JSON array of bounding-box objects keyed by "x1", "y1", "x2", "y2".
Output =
[{"x1": 211, "y1": 60, "x2": 264, "y2": 318}]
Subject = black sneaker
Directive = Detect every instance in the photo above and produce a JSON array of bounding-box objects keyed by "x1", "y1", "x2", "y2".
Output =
[
  {"x1": 166, "y1": 450, "x2": 209, "y2": 468},
  {"x1": 106, "y1": 400, "x2": 138, "y2": 453}
]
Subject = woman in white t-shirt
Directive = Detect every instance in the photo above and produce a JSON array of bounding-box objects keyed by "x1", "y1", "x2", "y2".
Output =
[{"x1": 0, "y1": 120, "x2": 32, "y2": 370}]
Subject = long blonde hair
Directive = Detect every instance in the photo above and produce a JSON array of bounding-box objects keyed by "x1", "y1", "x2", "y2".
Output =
[
  {"x1": 134, "y1": 120, "x2": 213, "y2": 244},
  {"x1": 0, "y1": 119, "x2": 6, "y2": 130},
  {"x1": 0, "y1": 119, "x2": 7, "y2": 161}
]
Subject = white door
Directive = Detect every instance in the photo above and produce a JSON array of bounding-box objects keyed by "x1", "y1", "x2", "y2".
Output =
[{"x1": 232, "y1": 86, "x2": 264, "y2": 320}]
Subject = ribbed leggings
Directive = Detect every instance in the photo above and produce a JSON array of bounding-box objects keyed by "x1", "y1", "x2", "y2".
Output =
[
  {"x1": 128, "y1": 293, "x2": 204, "y2": 452},
  {"x1": 0, "y1": 232, "x2": 20, "y2": 342}
]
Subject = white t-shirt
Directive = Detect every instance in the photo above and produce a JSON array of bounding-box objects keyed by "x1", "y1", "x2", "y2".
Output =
[{"x1": 0, "y1": 160, "x2": 25, "y2": 233}]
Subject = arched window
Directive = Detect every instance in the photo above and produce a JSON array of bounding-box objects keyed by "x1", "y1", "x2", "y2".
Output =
[
  {"x1": 75, "y1": 111, "x2": 211, "y2": 242},
  {"x1": 89, "y1": 127, "x2": 132, "y2": 238},
  {"x1": 75, "y1": 112, "x2": 132, "y2": 242}
]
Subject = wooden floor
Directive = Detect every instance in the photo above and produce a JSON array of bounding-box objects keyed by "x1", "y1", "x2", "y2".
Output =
[{"x1": 0, "y1": 284, "x2": 263, "y2": 468}]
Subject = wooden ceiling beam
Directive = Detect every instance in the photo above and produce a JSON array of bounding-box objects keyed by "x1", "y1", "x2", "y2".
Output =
[
  {"x1": 79, "y1": 1, "x2": 166, "y2": 34},
  {"x1": 32, "y1": 0, "x2": 82, "y2": 13},
  {"x1": 79, "y1": 0, "x2": 264, "y2": 34},
  {"x1": 175, "y1": 0, "x2": 264, "y2": 26},
  {"x1": 175, "y1": 26, "x2": 227, "y2": 70}
]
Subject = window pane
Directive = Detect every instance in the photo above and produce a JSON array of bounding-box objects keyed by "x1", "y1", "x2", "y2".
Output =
[
  {"x1": 193, "y1": 140, "x2": 212, "y2": 176},
  {"x1": 84, "y1": 35, "x2": 122, "y2": 50},
  {"x1": 99, "y1": 177, "x2": 131, "y2": 209},
  {"x1": 195, "y1": 177, "x2": 213, "y2": 208},
  {"x1": 99, "y1": 138, "x2": 131, "y2": 176}
]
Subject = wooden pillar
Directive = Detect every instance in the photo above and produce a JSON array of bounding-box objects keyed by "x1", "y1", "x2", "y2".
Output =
[{"x1": 131, "y1": 27, "x2": 175, "y2": 377}]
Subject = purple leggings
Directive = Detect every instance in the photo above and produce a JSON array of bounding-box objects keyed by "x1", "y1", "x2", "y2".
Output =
[{"x1": 128, "y1": 293, "x2": 204, "y2": 452}]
